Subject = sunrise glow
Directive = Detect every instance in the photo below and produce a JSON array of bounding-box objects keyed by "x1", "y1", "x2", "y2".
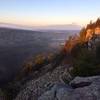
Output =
[{"x1": 0, "y1": 0, "x2": 100, "y2": 27}]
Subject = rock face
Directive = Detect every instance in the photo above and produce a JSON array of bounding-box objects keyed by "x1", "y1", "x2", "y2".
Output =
[
  {"x1": 70, "y1": 76, "x2": 100, "y2": 88},
  {"x1": 15, "y1": 63, "x2": 100, "y2": 100},
  {"x1": 15, "y1": 65, "x2": 100, "y2": 100},
  {"x1": 15, "y1": 65, "x2": 70, "y2": 100},
  {"x1": 38, "y1": 76, "x2": 100, "y2": 100},
  {"x1": 39, "y1": 83, "x2": 73, "y2": 100}
]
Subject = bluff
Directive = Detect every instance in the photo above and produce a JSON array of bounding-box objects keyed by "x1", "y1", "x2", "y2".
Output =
[{"x1": 0, "y1": 18, "x2": 100, "y2": 100}]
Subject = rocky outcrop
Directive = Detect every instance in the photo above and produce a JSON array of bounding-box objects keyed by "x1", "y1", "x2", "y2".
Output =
[
  {"x1": 15, "y1": 65, "x2": 70, "y2": 100},
  {"x1": 14, "y1": 64, "x2": 100, "y2": 100},
  {"x1": 38, "y1": 76, "x2": 100, "y2": 100},
  {"x1": 39, "y1": 83, "x2": 73, "y2": 100},
  {"x1": 70, "y1": 76, "x2": 100, "y2": 88}
]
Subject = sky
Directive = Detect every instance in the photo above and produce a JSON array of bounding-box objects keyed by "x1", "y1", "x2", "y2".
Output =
[{"x1": 0, "y1": 0, "x2": 100, "y2": 27}]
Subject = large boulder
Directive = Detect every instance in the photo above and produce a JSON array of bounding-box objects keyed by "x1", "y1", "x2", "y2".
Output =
[
  {"x1": 70, "y1": 76, "x2": 100, "y2": 88},
  {"x1": 39, "y1": 83, "x2": 73, "y2": 100},
  {"x1": 38, "y1": 76, "x2": 100, "y2": 100}
]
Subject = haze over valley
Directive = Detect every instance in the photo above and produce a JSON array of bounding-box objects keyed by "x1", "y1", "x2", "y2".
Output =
[{"x1": 0, "y1": 27, "x2": 79, "y2": 83}]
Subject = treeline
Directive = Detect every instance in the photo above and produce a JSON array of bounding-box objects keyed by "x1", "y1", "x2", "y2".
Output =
[
  {"x1": 63, "y1": 18, "x2": 100, "y2": 53},
  {"x1": 68, "y1": 18, "x2": 100, "y2": 77},
  {"x1": 79, "y1": 18, "x2": 100, "y2": 42}
]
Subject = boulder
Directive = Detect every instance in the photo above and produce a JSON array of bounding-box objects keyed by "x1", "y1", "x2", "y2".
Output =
[
  {"x1": 70, "y1": 76, "x2": 100, "y2": 88},
  {"x1": 39, "y1": 83, "x2": 73, "y2": 100},
  {"x1": 39, "y1": 76, "x2": 100, "y2": 100}
]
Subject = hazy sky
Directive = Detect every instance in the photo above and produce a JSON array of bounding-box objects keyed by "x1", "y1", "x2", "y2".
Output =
[{"x1": 0, "y1": 0, "x2": 100, "y2": 27}]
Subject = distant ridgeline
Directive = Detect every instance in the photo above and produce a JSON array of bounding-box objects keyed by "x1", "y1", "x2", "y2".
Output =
[{"x1": 63, "y1": 18, "x2": 100, "y2": 53}]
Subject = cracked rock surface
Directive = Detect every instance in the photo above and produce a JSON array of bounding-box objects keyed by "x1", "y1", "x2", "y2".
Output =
[{"x1": 39, "y1": 76, "x2": 100, "y2": 100}]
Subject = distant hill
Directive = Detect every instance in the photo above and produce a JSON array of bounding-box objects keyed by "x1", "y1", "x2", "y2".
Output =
[
  {"x1": 37, "y1": 24, "x2": 82, "y2": 30},
  {"x1": 0, "y1": 23, "x2": 81, "y2": 31},
  {"x1": 0, "y1": 27, "x2": 79, "y2": 83}
]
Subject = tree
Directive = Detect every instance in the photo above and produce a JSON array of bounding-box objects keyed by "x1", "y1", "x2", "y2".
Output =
[
  {"x1": 95, "y1": 18, "x2": 100, "y2": 27},
  {"x1": 79, "y1": 27, "x2": 86, "y2": 43}
]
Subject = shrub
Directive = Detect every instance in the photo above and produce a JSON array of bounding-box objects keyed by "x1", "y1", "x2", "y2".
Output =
[
  {"x1": 70, "y1": 47, "x2": 100, "y2": 77},
  {"x1": 34, "y1": 54, "x2": 46, "y2": 64},
  {"x1": 2, "y1": 81, "x2": 21, "y2": 100},
  {"x1": 96, "y1": 41, "x2": 100, "y2": 61}
]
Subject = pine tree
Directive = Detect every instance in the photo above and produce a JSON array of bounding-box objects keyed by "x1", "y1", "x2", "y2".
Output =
[
  {"x1": 79, "y1": 28, "x2": 86, "y2": 42},
  {"x1": 95, "y1": 18, "x2": 100, "y2": 27}
]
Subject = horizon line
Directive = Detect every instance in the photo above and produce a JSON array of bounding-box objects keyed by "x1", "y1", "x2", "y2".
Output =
[{"x1": 0, "y1": 21, "x2": 82, "y2": 28}]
